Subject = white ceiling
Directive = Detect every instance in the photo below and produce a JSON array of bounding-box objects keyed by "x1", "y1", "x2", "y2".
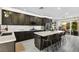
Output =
[{"x1": 13, "y1": 7, "x2": 79, "y2": 19}]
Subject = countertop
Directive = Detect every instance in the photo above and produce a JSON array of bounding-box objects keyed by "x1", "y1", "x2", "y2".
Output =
[
  {"x1": 34, "y1": 30, "x2": 64, "y2": 37},
  {"x1": 2, "y1": 29, "x2": 44, "y2": 32},
  {"x1": 0, "y1": 31, "x2": 16, "y2": 44}
]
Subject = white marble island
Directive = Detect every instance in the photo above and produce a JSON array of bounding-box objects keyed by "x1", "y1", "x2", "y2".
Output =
[
  {"x1": 34, "y1": 30, "x2": 64, "y2": 37},
  {"x1": 34, "y1": 30, "x2": 64, "y2": 50},
  {"x1": 0, "y1": 31, "x2": 16, "y2": 52}
]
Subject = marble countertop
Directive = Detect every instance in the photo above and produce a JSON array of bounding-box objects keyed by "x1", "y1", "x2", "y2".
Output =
[
  {"x1": 0, "y1": 31, "x2": 16, "y2": 44},
  {"x1": 34, "y1": 30, "x2": 64, "y2": 37},
  {"x1": 2, "y1": 29, "x2": 44, "y2": 32}
]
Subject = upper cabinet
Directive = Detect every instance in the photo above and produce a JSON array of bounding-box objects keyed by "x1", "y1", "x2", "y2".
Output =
[
  {"x1": 30, "y1": 16, "x2": 35, "y2": 25},
  {"x1": 2, "y1": 9, "x2": 51, "y2": 26},
  {"x1": 24, "y1": 15, "x2": 30, "y2": 25},
  {"x1": 2, "y1": 10, "x2": 19, "y2": 25},
  {"x1": 18, "y1": 14, "x2": 25, "y2": 25},
  {"x1": 2, "y1": 10, "x2": 13, "y2": 25},
  {"x1": 12, "y1": 12, "x2": 19, "y2": 25},
  {"x1": 35, "y1": 17, "x2": 43, "y2": 25}
]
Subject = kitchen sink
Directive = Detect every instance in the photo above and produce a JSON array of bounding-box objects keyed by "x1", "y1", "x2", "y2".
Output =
[{"x1": 1, "y1": 32, "x2": 12, "y2": 36}]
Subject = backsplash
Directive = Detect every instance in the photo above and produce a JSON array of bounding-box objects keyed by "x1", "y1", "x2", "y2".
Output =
[{"x1": 1, "y1": 25, "x2": 44, "y2": 32}]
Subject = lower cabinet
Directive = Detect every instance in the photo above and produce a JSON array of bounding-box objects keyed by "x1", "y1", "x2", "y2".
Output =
[
  {"x1": 25, "y1": 31, "x2": 34, "y2": 39},
  {"x1": 34, "y1": 34, "x2": 42, "y2": 50},
  {"x1": 15, "y1": 32, "x2": 24, "y2": 41},
  {"x1": 14, "y1": 30, "x2": 43, "y2": 42},
  {"x1": 14, "y1": 31, "x2": 33, "y2": 42}
]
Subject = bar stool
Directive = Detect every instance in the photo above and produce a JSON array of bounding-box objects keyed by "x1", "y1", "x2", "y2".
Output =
[
  {"x1": 42, "y1": 36, "x2": 50, "y2": 51},
  {"x1": 42, "y1": 34, "x2": 56, "y2": 52},
  {"x1": 53, "y1": 33, "x2": 61, "y2": 51},
  {"x1": 61, "y1": 32, "x2": 66, "y2": 46},
  {"x1": 42, "y1": 33, "x2": 63, "y2": 52},
  {"x1": 47, "y1": 35, "x2": 56, "y2": 51},
  {"x1": 56, "y1": 33, "x2": 63, "y2": 48}
]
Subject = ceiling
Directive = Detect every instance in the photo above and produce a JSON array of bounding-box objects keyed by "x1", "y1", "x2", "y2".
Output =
[{"x1": 13, "y1": 7, "x2": 79, "y2": 19}]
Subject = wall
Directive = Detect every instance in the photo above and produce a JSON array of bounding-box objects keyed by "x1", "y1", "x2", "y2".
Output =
[{"x1": 1, "y1": 25, "x2": 44, "y2": 32}]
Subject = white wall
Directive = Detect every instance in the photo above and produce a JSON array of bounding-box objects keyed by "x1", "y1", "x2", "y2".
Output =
[{"x1": 1, "y1": 25, "x2": 44, "y2": 32}]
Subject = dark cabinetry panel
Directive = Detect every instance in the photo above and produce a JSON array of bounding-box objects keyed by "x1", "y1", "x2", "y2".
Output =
[
  {"x1": 14, "y1": 31, "x2": 33, "y2": 42},
  {"x1": 12, "y1": 12, "x2": 19, "y2": 25},
  {"x1": 35, "y1": 17, "x2": 43, "y2": 25},
  {"x1": 18, "y1": 14, "x2": 25, "y2": 25},
  {"x1": 30, "y1": 16, "x2": 36, "y2": 25},
  {"x1": 14, "y1": 30, "x2": 44, "y2": 42},
  {"x1": 24, "y1": 31, "x2": 33, "y2": 40},
  {"x1": 2, "y1": 9, "x2": 51, "y2": 26},
  {"x1": 2, "y1": 10, "x2": 13, "y2": 25},
  {"x1": 30, "y1": 16, "x2": 43, "y2": 25},
  {"x1": 15, "y1": 32, "x2": 24, "y2": 41},
  {"x1": 2, "y1": 10, "x2": 19, "y2": 25},
  {"x1": 24, "y1": 15, "x2": 30, "y2": 25}
]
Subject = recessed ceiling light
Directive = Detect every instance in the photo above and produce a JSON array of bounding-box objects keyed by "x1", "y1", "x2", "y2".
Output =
[
  {"x1": 24, "y1": 9, "x2": 26, "y2": 11},
  {"x1": 57, "y1": 7, "x2": 61, "y2": 10},
  {"x1": 65, "y1": 12, "x2": 69, "y2": 15}
]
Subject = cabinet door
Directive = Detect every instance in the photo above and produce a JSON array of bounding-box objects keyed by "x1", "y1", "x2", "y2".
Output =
[
  {"x1": 24, "y1": 31, "x2": 33, "y2": 40},
  {"x1": 14, "y1": 32, "x2": 25, "y2": 42},
  {"x1": 2, "y1": 10, "x2": 13, "y2": 25},
  {"x1": 34, "y1": 17, "x2": 43, "y2": 25},
  {"x1": 34, "y1": 17, "x2": 38, "y2": 25},
  {"x1": 34, "y1": 34, "x2": 42, "y2": 50},
  {"x1": 42, "y1": 18, "x2": 49, "y2": 26},
  {"x1": 30, "y1": 16, "x2": 36, "y2": 25},
  {"x1": 12, "y1": 12, "x2": 19, "y2": 25},
  {"x1": 18, "y1": 14, "x2": 25, "y2": 25},
  {"x1": 24, "y1": 15, "x2": 30, "y2": 25},
  {"x1": 37, "y1": 17, "x2": 42, "y2": 25}
]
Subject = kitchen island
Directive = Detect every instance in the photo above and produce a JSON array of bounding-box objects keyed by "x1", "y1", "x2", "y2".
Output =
[
  {"x1": 0, "y1": 31, "x2": 16, "y2": 52},
  {"x1": 34, "y1": 31, "x2": 64, "y2": 50}
]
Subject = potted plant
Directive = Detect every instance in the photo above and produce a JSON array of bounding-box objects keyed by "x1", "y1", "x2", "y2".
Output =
[{"x1": 71, "y1": 22, "x2": 78, "y2": 35}]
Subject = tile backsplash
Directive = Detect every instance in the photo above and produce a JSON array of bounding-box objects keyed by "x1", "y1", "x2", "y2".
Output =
[{"x1": 1, "y1": 25, "x2": 44, "y2": 32}]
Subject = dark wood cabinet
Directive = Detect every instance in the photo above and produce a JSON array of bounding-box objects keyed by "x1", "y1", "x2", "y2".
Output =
[
  {"x1": 2, "y1": 10, "x2": 13, "y2": 25},
  {"x1": 34, "y1": 34, "x2": 42, "y2": 50},
  {"x1": 24, "y1": 15, "x2": 30, "y2": 25},
  {"x1": 2, "y1": 10, "x2": 19, "y2": 25},
  {"x1": 14, "y1": 31, "x2": 33, "y2": 42},
  {"x1": 30, "y1": 16, "x2": 36, "y2": 25},
  {"x1": 12, "y1": 12, "x2": 19, "y2": 25},
  {"x1": 18, "y1": 14, "x2": 25, "y2": 25},
  {"x1": 29, "y1": 16, "x2": 43, "y2": 25},
  {"x1": 14, "y1": 30, "x2": 44, "y2": 42},
  {"x1": 35, "y1": 17, "x2": 43, "y2": 25},
  {"x1": 14, "y1": 32, "x2": 25, "y2": 41},
  {"x1": 24, "y1": 31, "x2": 33, "y2": 40},
  {"x1": 2, "y1": 9, "x2": 51, "y2": 26}
]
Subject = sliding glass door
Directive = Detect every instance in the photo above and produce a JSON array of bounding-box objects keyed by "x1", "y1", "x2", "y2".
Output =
[{"x1": 58, "y1": 20, "x2": 79, "y2": 36}]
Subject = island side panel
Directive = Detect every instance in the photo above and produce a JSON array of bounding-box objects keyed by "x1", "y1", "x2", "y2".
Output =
[
  {"x1": 0, "y1": 42, "x2": 15, "y2": 52},
  {"x1": 34, "y1": 34, "x2": 48, "y2": 50}
]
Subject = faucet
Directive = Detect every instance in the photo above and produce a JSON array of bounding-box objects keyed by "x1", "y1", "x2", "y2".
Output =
[{"x1": 5, "y1": 25, "x2": 8, "y2": 31}]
